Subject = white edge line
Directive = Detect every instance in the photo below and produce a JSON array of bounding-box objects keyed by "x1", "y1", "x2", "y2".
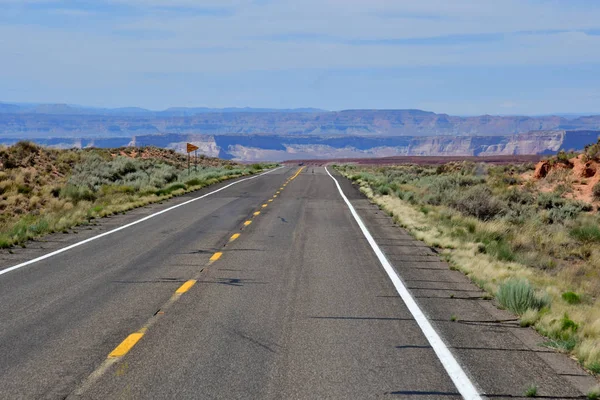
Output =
[
  {"x1": 0, "y1": 166, "x2": 284, "y2": 277},
  {"x1": 324, "y1": 166, "x2": 481, "y2": 400}
]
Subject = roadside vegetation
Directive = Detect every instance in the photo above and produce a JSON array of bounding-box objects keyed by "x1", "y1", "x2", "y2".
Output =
[
  {"x1": 0, "y1": 142, "x2": 275, "y2": 248},
  {"x1": 335, "y1": 139, "x2": 600, "y2": 373}
]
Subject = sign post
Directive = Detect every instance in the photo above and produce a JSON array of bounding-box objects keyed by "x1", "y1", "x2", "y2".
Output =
[{"x1": 186, "y1": 143, "x2": 199, "y2": 175}]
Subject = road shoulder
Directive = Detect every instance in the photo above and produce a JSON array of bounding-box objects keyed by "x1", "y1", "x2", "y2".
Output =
[{"x1": 333, "y1": 169, "x2": 598, "y2": 398}]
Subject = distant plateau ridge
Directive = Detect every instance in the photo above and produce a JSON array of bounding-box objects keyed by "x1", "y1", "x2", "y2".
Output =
[{"x1": 1, "y1": 103, "x2": 599, "y2": 161}]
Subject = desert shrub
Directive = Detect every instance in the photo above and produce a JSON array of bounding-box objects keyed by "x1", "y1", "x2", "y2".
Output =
[
  {"x1": 556, "y1": 150, "x2": 573, "y2": 165},
  {"x1": 377, "y1": 184, "x2": 391, "y2": 195},
  {"x1": 583, "y1": 139, "x2": 600, "y2": 162},
  {"x1": 69, "y1": 154, "x2": 180, "y2": 191},
  {"x1": 593, "y1": 183, "x2": 600, "y2": 200},
  {"x1": 449, "y1": 186, "x2": 505, "y2": 220},
  {"x1": 0, "y1": 143, "x2": 40, "y2": 169},
  {"x1": 501, "y1": 175, "x2": 522, "y2": 185},
  {"x1": 502, "y1": 203, "x2": 535, "y2": 224},
  {"x1": 428, "y1": 173, "x2": 484, "y2": 193},
  {"x1": 60, "y1": 184, "x2": 96, "y2": 204},
  {"x1": 547, "y1": 203, "x2": 585, "y2": 223},
  {"x1": 496, "y1": 279, "x2": 549, "y2": 315},
  {"x1": 503, "y1": 188, "x2": 535, "y2": 205},
  {"x1": 537, "y1": 192, "x2": 565, "y2": 210},
  {"x1": 10, "y1": 141, "x2": 39, "y2": 160}
]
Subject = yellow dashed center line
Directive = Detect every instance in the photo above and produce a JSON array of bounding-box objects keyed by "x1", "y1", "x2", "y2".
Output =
[
  {"x1": 244, "y1": 220, "x2": 252, "y2": 226},
  {"x1": 253, "y1": 211, "x2": 260, "y2": 216},
  {"x1": 108, "y1": 332, "x2": 144, "y2": 358},
  {"x1": 289, "y1": 166, "x2": 305, "y2": 180},
  {"x1": 209, "y1": 252, "x2": 223, "y2": 262},
  {"x1": 268, "y1": 199, "x2": 273, "y2": 202},
  {"x1": 175, "y1": 279, "x2": 196, "y2": 294},
  {"x1": 230, "y1": 233, "x2": 240, "y2": 242},
  {"x1": 262, "y1": 204, "x2": 268, "y2": 208},
  {"x1": 273, "y1": 195, "x2": 277, "y2": 198}
]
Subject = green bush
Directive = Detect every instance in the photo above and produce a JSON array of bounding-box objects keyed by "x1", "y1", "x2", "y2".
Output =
[
  {"x1": 562, "y1": 291, "x2": 581, "y2": 304},
  {"x1": 496, "y1": 279, "x2": 549, "y2": 315}
]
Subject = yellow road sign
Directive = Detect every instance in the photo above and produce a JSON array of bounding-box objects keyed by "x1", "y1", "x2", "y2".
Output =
[{"x1": 186, "y1": 143, "x2": 199, "y2": 153}]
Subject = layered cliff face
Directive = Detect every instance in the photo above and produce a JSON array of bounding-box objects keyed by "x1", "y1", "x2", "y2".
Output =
[
  {"x1": 2, "y1": 109, "x2": 600, "y2": 138},
  {"x1": 0, "y1": 131, "x2": 597, "y2": 162},
  {"x1": 211, "y1": 131, "x2": 568, "y2": 161}
]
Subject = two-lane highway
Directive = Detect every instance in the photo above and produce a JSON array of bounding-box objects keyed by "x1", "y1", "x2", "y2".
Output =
[{"x1": 0, "y1": 166, "x2": 594, "y2": 399}]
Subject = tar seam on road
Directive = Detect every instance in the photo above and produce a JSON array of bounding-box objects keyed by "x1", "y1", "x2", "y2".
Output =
[
  {"x1": 0, "y1": 166, "x2": 283, "y2": 278},
  {"x1": 324, "y1": 166, "x2": 482, "y2": 400}
]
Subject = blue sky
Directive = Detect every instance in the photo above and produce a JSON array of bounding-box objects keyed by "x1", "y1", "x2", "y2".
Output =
[{"x1": 1, "y1": 0, "x2": 600, "y2": 115}]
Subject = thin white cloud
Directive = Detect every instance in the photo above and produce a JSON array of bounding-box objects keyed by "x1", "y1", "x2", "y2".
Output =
[{"x1": 1, "y1": 0, "x2": 600, "y2": 112}]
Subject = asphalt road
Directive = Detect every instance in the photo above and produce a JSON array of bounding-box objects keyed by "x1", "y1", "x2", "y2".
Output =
[{"x1": 0, "y1": 166, "x2": 595, "y2": 399}]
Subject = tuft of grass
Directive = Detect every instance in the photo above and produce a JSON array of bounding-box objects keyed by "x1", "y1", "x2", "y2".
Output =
[
  {"x1": 588, "y1": 386, "x2": 600, "y2": 400},
  {"x1": 450, "y1": 314, "x2": 458, "y2": 322},
  {"x1": 496, "y1": 279, "x2": 549, "y2": 316},
  {"x1": 525, "y1": 384, "x2": 538, "y2": 397},
  {"x1": 542, "y1": 337, "x2": 577, "y2": 352},
  {"x1": 561, "y1": 291, "x2": 581, "y2": 305},
  {"x1": 570, "y1": 224, "x2": 600, "y2": 243},
  {"x1": 155, "y1": 183, "x2": 187, "y2": 196},
  {"x1": 377, "y1": 184, "x2": 391, "y2": 195},
  {"x1": 520, "y1": 308, "x2": 540, "y2": 327},
  {"x1": 185, "y1": 178, "x2": 202, "y2": 187},
  {"x1": 588, "y1": 362, "x2": 600, "y2": 374}
]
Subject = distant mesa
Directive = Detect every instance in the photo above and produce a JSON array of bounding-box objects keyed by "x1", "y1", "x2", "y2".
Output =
[{"x1": 1, "y1": 102, "x2": 599, "y2": 161}]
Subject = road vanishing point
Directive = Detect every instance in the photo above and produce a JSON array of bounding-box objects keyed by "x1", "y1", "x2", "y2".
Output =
[{"x1": 0, "y1": 166, "x2": 594, "y2": 399}]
